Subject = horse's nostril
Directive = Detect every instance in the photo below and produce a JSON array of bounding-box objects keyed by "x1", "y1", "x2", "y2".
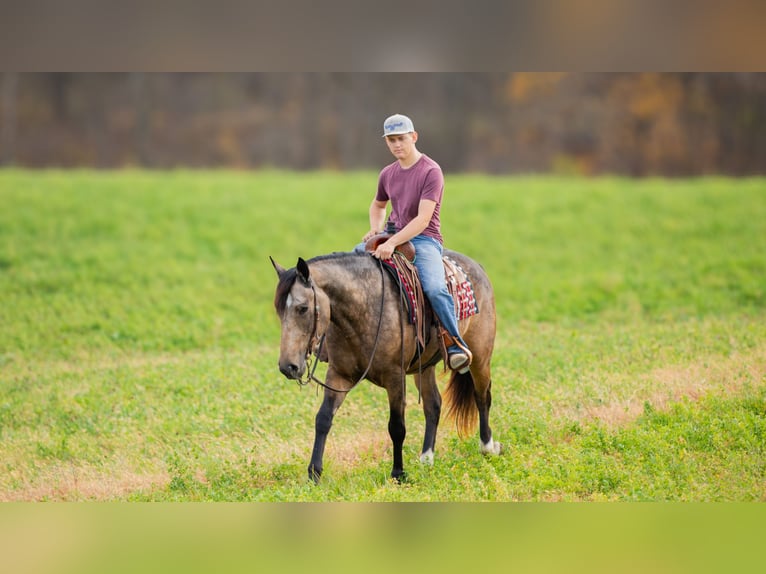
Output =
[{"x1": 279, "y1": 362, "x2": 300, "y2": 379}]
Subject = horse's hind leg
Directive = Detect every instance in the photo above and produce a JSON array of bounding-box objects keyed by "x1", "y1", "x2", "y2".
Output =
[
  {"x1": 470, "y1": 359, "x2": 501, "y2": 455},
  {"x1": 414, "y1": 366, "x2": 441, "y2": 465},
  {"x1": 308, "y1": 370, "x2": 350, "y2": 483}
]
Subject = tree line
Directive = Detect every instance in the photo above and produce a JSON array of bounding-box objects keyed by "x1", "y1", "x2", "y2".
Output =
[{"x1": 1, "y1": 73, "x2": 764, "y2": 175}]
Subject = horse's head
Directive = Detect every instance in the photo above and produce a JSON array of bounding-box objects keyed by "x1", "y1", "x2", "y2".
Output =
[{"x1": 271, "y1": 256, "x2": 330, "y2": 380}]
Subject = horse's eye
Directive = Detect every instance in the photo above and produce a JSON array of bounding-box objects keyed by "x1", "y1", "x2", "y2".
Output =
[{"x1": 296, "y1": 305, "x2": 309, "y2": 315}]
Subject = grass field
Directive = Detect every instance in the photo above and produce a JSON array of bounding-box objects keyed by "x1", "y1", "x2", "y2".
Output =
[{"x1": 1, "y1": 169, "x2": 764, "y2": 501}]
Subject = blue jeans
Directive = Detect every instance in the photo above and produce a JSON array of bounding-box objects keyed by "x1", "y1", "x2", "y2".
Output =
[{"x1": 355, "y1": 234, "x2": 468, "y2": 351}]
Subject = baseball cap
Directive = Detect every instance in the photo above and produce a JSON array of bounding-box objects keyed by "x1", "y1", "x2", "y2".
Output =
[{"x1": 382, "y1": 114, "x2": 415, "y2": 137}]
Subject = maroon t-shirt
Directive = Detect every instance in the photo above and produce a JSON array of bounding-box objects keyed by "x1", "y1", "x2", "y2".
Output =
[{"x1": 375, "y1": 154, "x2": 444, "y2": 244}]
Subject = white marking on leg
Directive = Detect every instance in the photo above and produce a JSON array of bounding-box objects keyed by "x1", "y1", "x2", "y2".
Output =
[
  {"x1": 419, "y1": 449, "x2": 434, "y2": 465},
  {"x1": 480, "y1": 437, "x2": 501, "y2": 455}
]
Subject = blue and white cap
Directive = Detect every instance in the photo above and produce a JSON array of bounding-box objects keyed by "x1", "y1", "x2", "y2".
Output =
[{"x1": 382, "y1": 114, "x2": 415, "y2": 137}]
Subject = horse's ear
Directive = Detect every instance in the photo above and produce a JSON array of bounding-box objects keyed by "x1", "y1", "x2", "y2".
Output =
[
  {"x1": 296, "y1": 257, "x2": 310, "y2": 284},
  {"x1": 270, "y1": 256, "x2": 286, "y2": 277}
]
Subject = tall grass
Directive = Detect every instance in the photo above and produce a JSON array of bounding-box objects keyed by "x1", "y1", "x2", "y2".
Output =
[{"x1": 1, "y1": 169, "x2": 764, "y2": 500}]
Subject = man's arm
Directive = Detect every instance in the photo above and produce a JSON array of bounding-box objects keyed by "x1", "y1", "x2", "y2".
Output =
[
  {"x1": 372, "y1": 199, "x2": 436, "y2": 259},
  {"x1": 362, "y1": 199, "x2": 388, "y2": 242}
]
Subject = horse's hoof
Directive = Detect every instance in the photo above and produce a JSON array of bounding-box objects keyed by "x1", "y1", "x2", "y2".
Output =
[
  {"x1": 480, "y1": 438, "x2": 502, "y2": 456},
  {"x1": 308, "y1": 465, "x2": 322, "y2": 484},
  {"x1": 391, "y1": 470, "x2": 408, "y2": 484},
  {"x1": 419, "y1": 449, "x2": 434, "y2": 465}
]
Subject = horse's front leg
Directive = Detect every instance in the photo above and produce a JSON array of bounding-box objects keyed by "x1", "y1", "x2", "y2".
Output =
[
  {"x1": 308, "y1": 370, "x2": 350, "y2": 483},
  {"x1": 386, "y1": 377, "x2": 407, "y2": 482},
  {"x1": 414, "y1": 366, "x2": 441, "y2": 465}
]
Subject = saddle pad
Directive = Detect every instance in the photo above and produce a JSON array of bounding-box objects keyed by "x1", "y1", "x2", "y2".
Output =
[
  {"x1": 381, "y1": 256, "x2": 419, "y2": 324},
  {"x1": 443, "y1": 256, "x2": 480, "y2": 320},
  {"x1": 381, "y1": 254, "x2": 479, "y2": 325}
]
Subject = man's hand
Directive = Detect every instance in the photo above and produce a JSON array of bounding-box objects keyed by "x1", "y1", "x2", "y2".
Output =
[
  {"x1": 362, "y1": 229, "x2": 380, "y2": 243},
  {"x1": 372, "y1": 239, "x2": 396, "y2": 260}
]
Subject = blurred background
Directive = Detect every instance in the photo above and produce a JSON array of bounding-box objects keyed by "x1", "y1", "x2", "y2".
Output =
[{"x1": 1, "y1": 72, "x2": 764, "y2": 176}]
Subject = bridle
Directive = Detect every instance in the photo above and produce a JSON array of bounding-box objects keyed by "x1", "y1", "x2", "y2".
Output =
[{"x1": 296, "y1": 258, "x2": 386, "y2": 393}]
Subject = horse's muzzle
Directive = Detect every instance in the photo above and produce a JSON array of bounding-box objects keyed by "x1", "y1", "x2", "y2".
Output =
[{"x1": 278, "y1": 361, "x2": 304, "y2": 380}]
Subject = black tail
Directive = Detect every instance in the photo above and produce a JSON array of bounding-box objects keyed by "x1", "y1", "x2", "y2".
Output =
[{"x1": 444, "y1": 370, "x2": 478, "y2": 437}]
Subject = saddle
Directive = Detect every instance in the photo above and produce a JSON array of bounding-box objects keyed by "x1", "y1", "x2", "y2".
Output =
[
  {"x1": 364, "y1": 233, "x2": 479, "y2": 357},
  {"x1": 364, "y1": 233, "x2": 416, "y2": 262}
]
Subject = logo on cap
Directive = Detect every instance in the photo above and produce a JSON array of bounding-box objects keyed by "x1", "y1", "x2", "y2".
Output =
[{"x1": 382, "y1": 114, "x2": 414, "y2": 137}]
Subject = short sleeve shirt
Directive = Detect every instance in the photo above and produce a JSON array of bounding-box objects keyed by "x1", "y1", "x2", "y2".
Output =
[{"x1": 375, "y1": 154, "x2": 444, "y2": 244}]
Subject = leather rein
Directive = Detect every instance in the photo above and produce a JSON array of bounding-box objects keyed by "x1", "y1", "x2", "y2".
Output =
[{"x1": 297, "y1": 258, "x2": 386, "y2": 393}]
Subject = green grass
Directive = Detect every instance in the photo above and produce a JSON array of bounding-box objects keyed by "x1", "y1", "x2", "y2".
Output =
[{"x1": 1, "y1": 169, "x2": 764, "y2": 500}]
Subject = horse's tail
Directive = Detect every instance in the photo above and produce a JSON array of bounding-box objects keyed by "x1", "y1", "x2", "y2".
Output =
[{"x1": 444, "y1": 370, "x2": 478, "y2": 437}]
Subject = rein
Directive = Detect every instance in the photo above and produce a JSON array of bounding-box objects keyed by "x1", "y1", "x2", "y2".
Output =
[{"x1": 297, "y1": 258, "x2": 386, "y2": 393}]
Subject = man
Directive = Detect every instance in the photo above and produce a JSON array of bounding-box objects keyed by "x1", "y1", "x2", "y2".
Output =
[{"x1": 361, "y1": 113, "x2": 472, "y2": 372}]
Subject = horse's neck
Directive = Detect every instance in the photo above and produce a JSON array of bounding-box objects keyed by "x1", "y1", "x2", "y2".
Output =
[{"x1": 311, "y1": 257, "x2": 381, "y2": 324}]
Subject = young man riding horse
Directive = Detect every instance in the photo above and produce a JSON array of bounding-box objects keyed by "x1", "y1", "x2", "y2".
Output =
[
  {"x1": 358, "y1": 114, "x2": 472, "y2": 373},
  {"x1": 272, "y1": 114, "x2": 501, "y2": 482}
]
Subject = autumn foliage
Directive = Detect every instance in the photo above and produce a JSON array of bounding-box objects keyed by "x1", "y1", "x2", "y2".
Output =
[{"x1": 1, "y1": 73, "x2": 764, "y2": 175}]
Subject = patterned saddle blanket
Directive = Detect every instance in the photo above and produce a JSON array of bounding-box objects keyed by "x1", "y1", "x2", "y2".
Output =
[{"x1": 379, "y1": 251, "x2": 479, "y2": 349}]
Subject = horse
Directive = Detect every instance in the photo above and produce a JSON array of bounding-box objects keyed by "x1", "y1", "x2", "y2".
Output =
[{"x1": 270, "y1": 250, "x2": 501, "y2": 483}]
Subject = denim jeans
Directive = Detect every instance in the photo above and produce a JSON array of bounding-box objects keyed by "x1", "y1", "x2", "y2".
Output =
[{"x1": 355, "y1": 234, "x2": 468, "y2": 350}]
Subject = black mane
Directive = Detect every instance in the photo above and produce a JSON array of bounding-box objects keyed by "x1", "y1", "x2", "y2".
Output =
[{"x1": 273, "y1": 251, "x2": 367, "y2": 316}]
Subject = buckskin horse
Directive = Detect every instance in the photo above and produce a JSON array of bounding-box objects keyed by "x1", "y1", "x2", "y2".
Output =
[{"x1": 271, "y1": 248, "x2": 501, "y2": 483}]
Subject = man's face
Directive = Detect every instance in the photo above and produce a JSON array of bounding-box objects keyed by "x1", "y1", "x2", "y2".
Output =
[{"x1": 385, "y1": 132, "x2": 418, "y2": 162}]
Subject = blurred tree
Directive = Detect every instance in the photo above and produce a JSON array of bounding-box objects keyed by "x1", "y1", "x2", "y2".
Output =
[
  {"x1": 605, "y1": 73, "x2": 687, "y2": 175},
  {"x1": 0, "y1": 73, "x2": 17, "y2": 165},
  {"x1": 2, "y1": 73, "x2": 764, "y2": 175},
  {"x1": 130, "y1": 73, "x2": 151, "y2": 167}
]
